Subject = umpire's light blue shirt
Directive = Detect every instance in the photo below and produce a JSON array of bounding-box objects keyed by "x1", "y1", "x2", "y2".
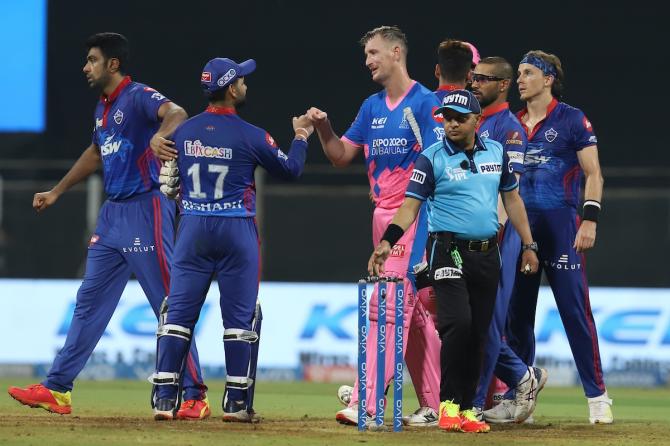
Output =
[{"x1": 405, "y1": 135, "x2": 518, "y2": 240}]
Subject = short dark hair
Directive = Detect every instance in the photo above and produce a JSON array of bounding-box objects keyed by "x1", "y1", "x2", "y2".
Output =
[
  {"x1": 522, "y1": 50, "x2": 564, "y2": 99},
  {"x1": 360, "y1": 25, "x2": 408, "y2": 54},
  {"x1": 437, "y1": 39, "x2": 473, "y2": 83},
  {"x1": 478, "y1": 56, "x2": 514, "y2": 79},
  {"x1": 85, "y1": 32, "x2": 129, "y2": 74}
]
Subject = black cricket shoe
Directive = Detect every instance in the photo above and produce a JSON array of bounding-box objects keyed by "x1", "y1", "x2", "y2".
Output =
[{"x1": 153, "y1": 398, "x2": 177, "y2": 421}]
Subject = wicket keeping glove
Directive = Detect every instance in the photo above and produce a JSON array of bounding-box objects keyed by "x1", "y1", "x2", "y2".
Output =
[{"x1": 159, "y1": 160, "x2": 180, "y2": 200}]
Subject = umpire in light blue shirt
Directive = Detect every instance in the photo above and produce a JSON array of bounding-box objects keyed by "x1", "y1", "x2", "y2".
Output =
[{"x1": 368, "y1": 90, "x2": 539, "y2": 431}]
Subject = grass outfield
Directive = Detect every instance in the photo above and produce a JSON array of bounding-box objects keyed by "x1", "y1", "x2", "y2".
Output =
[{"x1": 1, "y1": 379, "x2": 668, "y2": 446}]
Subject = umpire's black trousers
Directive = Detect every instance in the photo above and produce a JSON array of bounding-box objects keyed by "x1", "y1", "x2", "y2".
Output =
[{"x1": 428, "y1": 232, "x2": 500, "y2": 408}]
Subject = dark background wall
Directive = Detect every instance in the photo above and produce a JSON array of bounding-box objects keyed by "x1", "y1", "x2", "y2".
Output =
[{"x1": 1, "y1": 1, "x2": 668, "y2": 285}]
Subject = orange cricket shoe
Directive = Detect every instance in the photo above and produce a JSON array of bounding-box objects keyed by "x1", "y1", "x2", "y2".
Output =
[
  {"x1": 460, "y1": 408, "x2": 490, "y2": 433},
  {"x1": 8, "y1": 384, "x2": 72, "y2": 414},
  {"x1": 438, "y1": 400, "x2": 462, "y2": 431},
  {"x1": 176, "y1": 398, "x2": 211, "y2": 420}
]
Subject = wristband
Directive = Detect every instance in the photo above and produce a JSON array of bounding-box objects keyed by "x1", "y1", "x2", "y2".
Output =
[
  {"x1": 582, "y1": 200, "x2": 601, "y2": 223},
  {"x1": 381, "y1": 224, "x2": 404, "y2": 247},
  {"x1": 295, "y1": 127, "x2": 310, "y2": 139},
  {"x1": 522, "y1": 241, "x2": 538, "y2": 252}
]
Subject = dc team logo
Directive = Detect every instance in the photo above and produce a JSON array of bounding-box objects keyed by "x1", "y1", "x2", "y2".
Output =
[
  {"x1": 544, "y1": 127, "x2": 558, "y2": 142},
  {"x1": 113, "y1": 109, "x2": 124, "y2": 125},
  {"x1": 398, "y1": 115, "x2": 410, "y2": 129}
]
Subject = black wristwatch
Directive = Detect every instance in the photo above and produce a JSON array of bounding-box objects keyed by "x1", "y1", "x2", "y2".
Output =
[{"x1": 522, "y1": 242, "x2": 538, "y2": 252}]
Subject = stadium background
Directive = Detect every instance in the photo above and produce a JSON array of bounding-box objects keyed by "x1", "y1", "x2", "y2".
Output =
[{"x1": 0, "y1": 0, "x2": 669, "y2": 391}]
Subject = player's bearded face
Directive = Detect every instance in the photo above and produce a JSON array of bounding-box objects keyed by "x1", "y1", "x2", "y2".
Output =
[
  {"x1": 517, "y1": 63, "x2": 546, "y2": 101},
  {"x1": 83, "y1": 48, "x2": 112, "y2": 90},
  {"x1": 471, "y1": 67, "x2": 502, "y2": 108}
]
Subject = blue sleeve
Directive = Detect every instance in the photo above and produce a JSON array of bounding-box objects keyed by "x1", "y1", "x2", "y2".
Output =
[
  {"x1": 416, "y1": 94, "x2": 443, "y2": 149},
  {"x1": 250, "y1": 128, "x2": 307, "y2": 181},
  {"x1": 570, "y1": 108, "x2": 598, "y2": 150},
  {"x1": 498, "y1": 118, "x2": 527, "y2": 174},
  {"x1": 134, "y1": 86, "x2": 171, "y2": 122},
  {"x1": 342, "y1": 99, "x2": 369, "y2": 147},
  {"x1": 405, "y1": 154, "x2": 435, "y2": 200},
  {"x1": 499, "y1": 150, "x2": 519, "y2": 192}
]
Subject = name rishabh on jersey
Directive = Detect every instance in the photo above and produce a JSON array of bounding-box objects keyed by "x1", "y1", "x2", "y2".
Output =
[
  {"x1": 342, "y1": 81, "x2": 442, "y2": 209},
  {"x1": 173, "y1": 106, "x2": 307, "y2": 217},
  {"x1": 516, "y1": 99, "x2": 597, "y2": 210},
  {"x1": 92, "y1": 76, "x2": 170, "y2": 200}
]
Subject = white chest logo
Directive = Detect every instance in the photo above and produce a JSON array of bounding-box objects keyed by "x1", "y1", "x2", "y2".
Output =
[
  {"x1": 113, "y1": 109, "x2": 124, "y2": 125},
  {"x1": 480, "y1": 130, "x2": 490, "y2": 139},
  {"x1": 544, "y1": 127, "x2": 558, "y2": 142}
]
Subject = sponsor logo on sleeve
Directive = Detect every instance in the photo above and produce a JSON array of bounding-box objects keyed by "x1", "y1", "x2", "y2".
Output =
[
  {"x1": 150, "y1": 92, "x2": 166, "y2": 101},
  {"x1": 410, "y1": 169, "x2": 426, "y2": 184},
  {"x1": 480, "y1": 129, "x2": 490, "y2": 139},
  {"x1": 505, "y1": 130, "x2": 524, "y2": 146},
  {"x1": 588, "y1": 135, "x2": 598, "y2": 143},
  {"x1": 434, "y1": 267, "x2": 462, "y2": 280},
  {"x1": 89, "y1": 234, "x2": 99, "y2": 247},
  {"x1": 265, "y1": 132, "x2": 277, "y2": 148},
  {"x1": 95, "y1": 118, "x2": 103, "y2": 129},
  {"x1": 507, "y1": 151, "x2": 524, "y2": 165},
  {"x1": 277, "y1": 149, "x2": 288, "y2": 161}
]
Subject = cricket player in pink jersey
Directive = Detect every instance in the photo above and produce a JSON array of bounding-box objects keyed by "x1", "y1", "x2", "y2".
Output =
[{"x1": 306, "y1": 26, "x2": 444, "y2": 426}]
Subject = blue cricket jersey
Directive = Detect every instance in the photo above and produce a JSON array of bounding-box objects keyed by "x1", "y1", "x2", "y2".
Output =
[
  {"x1": 92, "y1": 76, "x2": 170, "y2": 200},
  {"x1": 477, "y1": 102, "x2": 527, "y2": 174},
  {"x1": 516, "y1": 99, "x2": 597, "y2": 210},
  {"x1": 405, "y1": 136, "x2": 518, "y2": 239},
  {"x1": 173, "y1": 106, "x2": 307, "y2": 217},
  {"x1": 343, "y1": 81, "x2": 442, "y2": 209}
]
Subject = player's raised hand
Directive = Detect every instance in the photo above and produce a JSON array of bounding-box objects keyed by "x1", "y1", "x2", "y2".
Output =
[
  {"x1": 292, "y1": 114, "x2": 314, "y2": 138},
  {"x1": 368, "y1": 241, "x2": 391, "y2": 276},
  {"x1": 150, "y1": 134, "x2": 178, "y2": 161},
  {"x1": 33, "y1": 190, "x2": 59, "y2": 213},
  {"x1": 306, "y1": 107, "x2": 328, "y2": 127},
  {"x1": 574, "y1": 220, "x2": 596, "y2": 253}
]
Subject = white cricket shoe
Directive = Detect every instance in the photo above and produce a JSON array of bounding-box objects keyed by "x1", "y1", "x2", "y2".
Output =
[
  {"x1": 588, "y1": 392, "x2": 614, "y2": 424},
  {"x1": 402, "y1": 406, "x2": 438, "y2": 426},
  {"x1": 336, "y1": 405, "x2": 373, "y2": 426},
  {"x1": 337, "y1": 385, "x2": 353, "y2": 406},
  {"x1": 512, "y1": 367, "x2": 540, "y2": 423},
  {"x1": 482, "y1": 399, "x2": 515, "y2": 424}
]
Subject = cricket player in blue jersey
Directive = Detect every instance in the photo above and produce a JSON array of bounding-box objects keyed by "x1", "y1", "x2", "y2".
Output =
[
  {"x1": 307, "y1": 26, "x2": 444, "y2": 427},
  {"x1": 150, "y1": 57, "x2": 312, "y2": 422},
  {"x1": 7, "y1": 33, "x2": 210, "y2": 420},
  {"x1": 470, "y1": 57, "x2": 548, "y2": 422},
  {"x1": 487, "y1": 50, "x2": 612, "y2": 424}
]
